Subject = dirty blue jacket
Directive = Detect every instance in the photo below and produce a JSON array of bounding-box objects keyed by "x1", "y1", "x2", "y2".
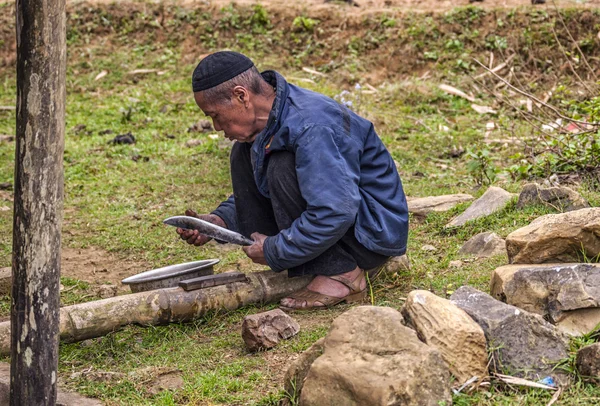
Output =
[{"x1": 213, "y1": 71, "x2": 409, "y2": 272}]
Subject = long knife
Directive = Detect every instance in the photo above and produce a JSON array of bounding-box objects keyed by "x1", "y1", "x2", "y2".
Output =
[{"x1": 163, "y1": 215, "x2": 255, "y2": 246}]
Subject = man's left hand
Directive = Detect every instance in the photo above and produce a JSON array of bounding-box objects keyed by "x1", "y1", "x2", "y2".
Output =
[{"x1": 243, "y1": 232, "x2": 268, "y2": 265}]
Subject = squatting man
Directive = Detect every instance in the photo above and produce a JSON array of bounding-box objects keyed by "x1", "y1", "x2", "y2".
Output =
[{"x1": 177, "y1": 51, "x2": 409, "y2": 311}]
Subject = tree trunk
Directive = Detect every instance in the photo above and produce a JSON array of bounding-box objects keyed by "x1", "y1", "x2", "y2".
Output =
[
  {"x1": 0, "y1": 271, "x2": 311, "y2": 355},
  {"x1": 13, "y1": 0, "x2": 66, "y2": 404}
]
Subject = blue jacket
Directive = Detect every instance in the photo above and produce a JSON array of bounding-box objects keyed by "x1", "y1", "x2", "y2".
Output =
[{"x1": 213, "y1": 71, "x2": 409, "y2": 272}]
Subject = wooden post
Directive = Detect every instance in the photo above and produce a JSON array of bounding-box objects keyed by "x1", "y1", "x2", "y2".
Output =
[{"x1": 12, "y1": 0, "x2": 66, "y2": 404}]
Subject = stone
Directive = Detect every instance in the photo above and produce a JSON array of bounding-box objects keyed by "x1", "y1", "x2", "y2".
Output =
[
  {"x1": 556, "y1": 308, "x2": 600, "y2": 336},
  {"x1": 450, "y1": 286, "x2": 569, "y2": 381},
  {"x1": 449, "y1": 260, "x2": 463, "y2": 269},
  {"x1": 242, "y1": 309, "x2": 300, "y2": 352},
  {"x1": 506, "y1": 208, "x2": 600, "y2": 264},
  {"x1": 0, "y1": 268, "x2": 10, "y2": 297},
  {"x1": 95, "y1": 284, "x2": 118, "y2": 299},
  {"x1": 0, "y1": 362, "x2": 102, "y2": 406},
  {"x1": 408, "y1": 193, "x2": 474, "y2": 216},
  {"x1": 185, "y1": 138, "x2": 205, "y2": 148},
  {"x1": 401, "y1": 290, "x2": 488, "y2": 385},
  {"x1": 421, "y1": 244, "x2": 437, "y2": 253},
  {"x1": 446, "y1": 187, "x2": 515, "y2": 227},
  {"x1": 576, "y1": 343, "x2": 600, "y2": 379},
  {"x1": 459, "y1": 232, "x2": 506, "y2": 258},
  {"x1": 517, "y1": 183, "x2": 589, "y2": 212},
  {"x1": 299, "y1": 306, "x2": 452, "y2": 406},
  {"x1": 147, "y1": 370, "x2": 185, "y2": 395},
  {"x1": 284, "y1": 338, "x2": 325, "y2": 401},
  {"x1": 489, "y1": 263, "x2": 600, "y2": 322},
  {"x1": 382, "y1": 255, "x2": 411, "y2": 275}
]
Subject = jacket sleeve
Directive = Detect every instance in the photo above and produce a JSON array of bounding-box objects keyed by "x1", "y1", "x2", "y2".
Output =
[
  {"x1": 263, "y1": 126, "x2": 361, "y2": 272},
  {"x1": 211, "y1": 194, "x2": 239, "y2": 233}
]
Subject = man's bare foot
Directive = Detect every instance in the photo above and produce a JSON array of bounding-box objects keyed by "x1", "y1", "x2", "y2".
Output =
[{"x1": 280, "y1": 266, "x2": 366, "y2": 310}]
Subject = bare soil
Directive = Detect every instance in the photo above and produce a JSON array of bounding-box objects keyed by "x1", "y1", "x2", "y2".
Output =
[
  {"x1": 64, "y1": 0, "x2": 600, "y2": 13},
  {"x1": 61, "y1": 246, "x2": 148, "y2": 291}
]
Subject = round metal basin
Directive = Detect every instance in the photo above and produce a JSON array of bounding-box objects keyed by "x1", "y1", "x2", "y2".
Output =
[{"x1": 121, "y1": 259, "x2": 219, "y2": 293}]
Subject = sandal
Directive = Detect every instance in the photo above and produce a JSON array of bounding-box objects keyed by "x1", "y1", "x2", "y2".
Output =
[{"x1": 279, "y1": 270, "x2": 367, "y2": 311}]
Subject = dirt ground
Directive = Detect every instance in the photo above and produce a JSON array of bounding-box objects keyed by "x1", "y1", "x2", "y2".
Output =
[
  {"x1": 3, "y1": 0, "x2": 600, "y2": 12},
  {"x1": 61, "y1": 246, "x2": 148, "y2": 291}
]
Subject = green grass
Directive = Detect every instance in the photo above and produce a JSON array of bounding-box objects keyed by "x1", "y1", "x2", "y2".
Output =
[{"x1": 0, "y1": 2, "x2": 600, "y2": 405}]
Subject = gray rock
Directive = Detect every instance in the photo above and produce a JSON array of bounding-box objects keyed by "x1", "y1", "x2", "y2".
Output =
[
  {"x1": 421, "y1": 244, "x2": 437, "y2": 253},
  {"x1": 242, "y1": 309, "x2": 300, "y2": 352},
  {"x1": 450, "y1": 286, "x2": 570, "y2": 381},
  {"x1": 401, "y1": 290, "x2": 488, "y2": 385},
  {"x1": 447, "y1": 187, "x2": 515, "y2": 227},
  {"x1": 408, "y1": 193, "x2": 474, "y2": 216},
  {"x1": 0, "y1": 362, "x2": 102, "y2": 406},
  {"x1": 459, "y1": 232, "x2": 506, "y2": 258},
  {"x1": 506, "y1": 208, "x2": 600, "y2": 264},
  {"x1": 576, "y1": 343, "x2": 600, "y2": 379},
  {"x1": 0, "y1": 268, "x2": 10, "y2": 297},
  {"x1": 490, "y1": 263, "x2": 600, "y2": 322},
  {"x1": 517, "y1": 183, "x2": 589, "y2": 212},
  {"x1": 300, "y1": 306, "x2": 452, "y2": 406}
]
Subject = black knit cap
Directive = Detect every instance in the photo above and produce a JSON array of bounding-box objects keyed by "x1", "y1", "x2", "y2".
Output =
[{"x1": 192, "y1": 51, "x2": 255, "y2": 92}]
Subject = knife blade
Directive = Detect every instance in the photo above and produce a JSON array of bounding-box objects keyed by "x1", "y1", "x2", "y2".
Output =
[{"x1": 163, "y1": 215, "x2": 255, "y2": 246}]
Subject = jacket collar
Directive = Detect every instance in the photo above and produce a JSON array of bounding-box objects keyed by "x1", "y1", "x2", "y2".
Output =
[{"x1": 253, "y1": 70, "x2": 288, "y2": 151}]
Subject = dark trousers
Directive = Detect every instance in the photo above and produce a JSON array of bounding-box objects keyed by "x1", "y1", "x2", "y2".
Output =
[{"x1": 231, "y1": 142, "x2": 389, "y2": 277}]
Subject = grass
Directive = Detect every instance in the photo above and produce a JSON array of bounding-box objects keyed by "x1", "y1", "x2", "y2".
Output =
[{"x1": 0, "y1": 2, "x2": 600, "y2": 405}]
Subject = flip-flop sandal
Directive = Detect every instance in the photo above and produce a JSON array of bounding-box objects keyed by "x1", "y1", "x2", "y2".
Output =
[{"x1": 280, "y1": 271, "x2": 367, "y2": 311}]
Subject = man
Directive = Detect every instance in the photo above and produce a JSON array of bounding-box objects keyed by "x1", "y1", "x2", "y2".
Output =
[{"x1": 177, "y1": 51, "x2": 408, "y2": 311}]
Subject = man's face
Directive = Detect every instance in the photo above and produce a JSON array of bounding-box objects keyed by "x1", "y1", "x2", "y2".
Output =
[{"x1": 194, "y1": 90, "x2": 259, "y2": 143}]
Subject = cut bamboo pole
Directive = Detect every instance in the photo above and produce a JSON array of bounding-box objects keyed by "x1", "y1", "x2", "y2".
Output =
[{"x1": 0, "y1": 271, "x2": 311, "y2": 356}]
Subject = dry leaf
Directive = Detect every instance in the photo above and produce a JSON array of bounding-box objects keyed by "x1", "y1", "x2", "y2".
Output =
[{"x1": 94, "y1": 70, "x2": 108, "y2": 81}]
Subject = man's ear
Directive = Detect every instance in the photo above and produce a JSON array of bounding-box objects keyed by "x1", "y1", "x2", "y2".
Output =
[{"x1": 232, "y1": 86, "x2": 249, "y2": 107}]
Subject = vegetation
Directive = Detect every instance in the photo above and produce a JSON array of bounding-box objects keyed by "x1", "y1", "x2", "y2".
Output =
[{"x1": 0, "y1": 2, "x2": 599, "y2": 405}]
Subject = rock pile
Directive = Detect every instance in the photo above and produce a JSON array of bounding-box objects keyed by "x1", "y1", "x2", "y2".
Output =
[{"x1": 284, "y1": 184, "x2": 600, "y2": 404}]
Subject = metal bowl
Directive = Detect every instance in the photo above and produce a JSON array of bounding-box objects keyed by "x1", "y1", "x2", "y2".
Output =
[{"x1": 121, "y1": 259, "x2": 219, "y2": 293}]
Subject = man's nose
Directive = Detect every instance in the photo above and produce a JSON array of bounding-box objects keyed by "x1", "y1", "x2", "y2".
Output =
[{"x1": 212, "y1": 120, "x2": 221, "y2": 132}]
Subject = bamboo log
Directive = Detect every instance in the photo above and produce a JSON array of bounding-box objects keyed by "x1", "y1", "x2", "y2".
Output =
[{"x1": 0, "y1": 271, "x2": 311, "y2": 355}]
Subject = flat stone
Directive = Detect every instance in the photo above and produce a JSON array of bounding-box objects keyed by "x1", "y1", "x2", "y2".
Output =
[
  {"x1": 0, "y1": 362, "x2": 102, "y2": 406},
  {"x1": 576, "y1": 343, "x2": 600, "y2": 379},
  {"x1": 446, "y1": 187, "x2": 515, "y2": 227},
  {"x1": 242, "y1": 309, "x2": 300, "y2": 352},
  {"x1": 459, "y1": 231, "x2": 506, "y2": 258},
  {"x1": 421, "y1": 244, "x2": 437, "y2": 253},
  {"x1": 401, "y1": 290, "x2": 488, "y2": 385},
  {"x1": 506, "y1": 207, "x2": 600, "y2": 264},
  {"x1": 408, "y1": 193, "x2": 474, "y2": 216},
  {"x1": 300, "y1": 306, "x2": 452, "y2": 406},
  {"x1": 517, "y1": 183, "x2": 589, "y2": 212},
  {"x1": 450, "y1": 286, "x2": 569, "y2": 382},
  {"x1": 489, "y1": 263, "x2": 600, "y2": 322},
  {"x1": 556, "y1": 308, "x2": 600, "y2": 336},
  {"x1": 0, "y1": 268, "x2": 10, "y2": 297}
]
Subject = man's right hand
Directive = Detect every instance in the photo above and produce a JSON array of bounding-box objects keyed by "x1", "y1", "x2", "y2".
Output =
[{"x1": 176, "y1": 209, "x2": 227, "y2": 246}]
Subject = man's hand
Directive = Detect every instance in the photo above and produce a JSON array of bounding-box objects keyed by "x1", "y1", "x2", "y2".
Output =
[
  {"x1": 243, "y1": 232, "x2": 268, "y2": 265},
  {"x1": 176, "y1": 209, "x2": 226, "y2": 246}
]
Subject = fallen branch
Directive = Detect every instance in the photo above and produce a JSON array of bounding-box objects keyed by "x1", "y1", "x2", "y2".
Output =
[
  {"x1": 0, "y1": 270, "x2": 311, "y2": 355},
  {"x1": 474, "y1": 54, "x2": 516, "y2": 80},
  {"x1": 493, "y1": 373, "x2": 557, "y2": 390},
  {"x1": 472, "y1": 58, "x2": 593, "y2": 126}
]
